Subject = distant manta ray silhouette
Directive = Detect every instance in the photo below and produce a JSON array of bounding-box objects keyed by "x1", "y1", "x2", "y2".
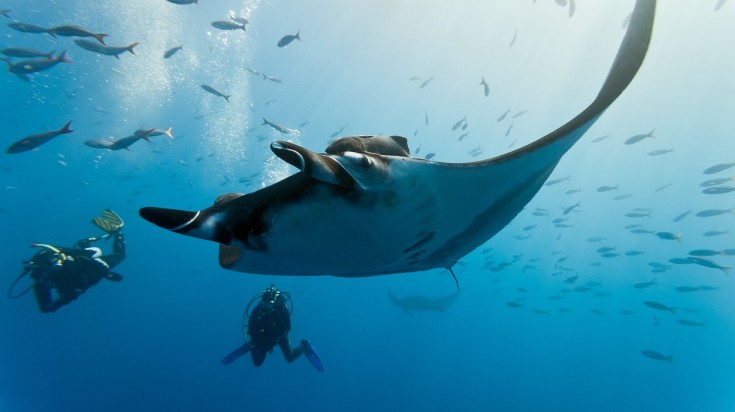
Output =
[
  {"x1": 387, "y1": 289, "x2": 461, "y2": 316},
  {"x1": 140, "y1": 0, "x2": 656, "y2": 277}
]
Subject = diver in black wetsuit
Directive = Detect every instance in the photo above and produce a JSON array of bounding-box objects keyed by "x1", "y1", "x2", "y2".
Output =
[
  {"x1": 221, "y1": 285, "x2": 324, "y2": 371},
  {"x1": 9, "y1": 209, "x2": 126, "y2": 313}
]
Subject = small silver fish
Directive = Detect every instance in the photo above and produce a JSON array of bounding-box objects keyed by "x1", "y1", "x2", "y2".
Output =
[
  {"x1": 700, "y1": 177, "x2": 734, "y2": 187},
  {"x1": 702, "y1": 230, "x2": 729, "y2": 237},
  {"x1": 7, "y1": 22, "x2": 50, "y2": 35},
  {"x1": 695, "y1": 208, "x2": 734, "y2": 217},
  {"x1": 48, "y1": 25, "x2": 108, "y2": 44},
  {"x1": 674, "y1": 286, "x2": 700, "y2": 292},
  {"x1": 703, "y1": 162, "x2": 735, "y2": 174},
  {"x1": 655, "y1": 182, "x2": 672, "y2": 192},
  {"x1": 74, "y1": 40, "x2": 139, "y2": 58},
  {"x1": 211, "y1": 21, "x2": 246, "y2": 31},
  {"x1": 451, "y1": 116, "x2": 466, "y2": 131},
  {"x1": 687, "y1": 256, "x2": 731, "y2": 274},
  {"x1": 672, "y1": 210, "x2": 691, "y2": 222},
  {"x1": 277, "y1": 30, "x2": 301, "y2": 47},
  {"x1": 420, "y1": 77, "x2": 433, "y2": 89},
  {"x1": 698, "y1": 285, "x2": 719, "y2": 291},
  {"x1": 136, "y1": 127, "x2": 174, "y2": 140},
  {"x1": 3, "y1": 51, "x2": 70, "y2": 80},
  {"x1": 591, "y1": 134, "x2": 611, "y2": 143},
  {"x1": 201, "y1": 84, "x2": 231, "y2": 102},
  {"x1": 643, "y1": 301, "x2": 677, "y2": 315},
  {"x1": 688, "y1": 249, "x2": 719, "y2": 257},
  {"x1": 641, "y1": 350, "x2": 673, "y2": 364},
  {"x1": 633, "y1": 279, "x2": 657, "y2": 289},
  {"x1": 656, "y1": 231, "x2": 682, "y2": 241},
  {"x1": 702, "y1": 186, "x2": 735, "y2": 195},
  {"x1": 597, "y1": 185, "x2": 618, "y2": 192},
  {"x1": 560, "y1": 202, "x2": 579, "y2": 215},
  {"x1": 107, "y1": 134, "x2": 147, "y2": 151},
  {"x1": 6, "y1": 121, "x2": 73, "y2": 154},
  {"x1": 647, "y1": 148, "x2": 673, "y2": 156},
  {"x1": 328, "y1": 125, "x2": 348, "y2": 139},
  {"x1": 1, "y1": 47, "x2": 54, "y2": 59},
  {"x1": 164, "y1": 45, "x2": 183, "y2": 59},
  {"x1": 676, "y1": 319, "x2": 706, "y2": 328},
  {"x1": 512, "y1": 109, "x2": 528, "y2": 119},
  {"x1": 508, "y1": 27, "x2": 517, "y2": 48},
  {"x1": 545, "y1": 177, "x2": 569, "y2": 186},
  {"x1": 84, "y1": 139, "x2": 114, "y2": 149},
  {"x1": 479, "y1": 76, "x2": 489, "y2": 97},
  {"x1": 261, "y1": 118, "x2": 296, "y2": 134},
  {"x1": 497, "y1": 108, "x2": 511, "y2": 122},
  {"x1": 262, "y1": 73, "x2": 283, "y2": 83},
  {"x1": 624, "y1": 129, "x2": 655, "y2": 145}
]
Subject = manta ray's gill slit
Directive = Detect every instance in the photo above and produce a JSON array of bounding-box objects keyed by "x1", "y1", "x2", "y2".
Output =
[{"x1": 402, "y1": 232, "x2": 436, "y2": 254}]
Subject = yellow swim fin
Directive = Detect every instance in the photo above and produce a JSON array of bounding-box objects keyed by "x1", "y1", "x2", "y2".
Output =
[{"x1": 92, "y1": 209, "x2": 124, "y2": 233}]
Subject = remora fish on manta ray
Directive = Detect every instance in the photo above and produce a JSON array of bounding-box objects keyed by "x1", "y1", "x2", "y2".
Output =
[{"x1": 140, "y1": 0, "x2": 656, "y2": 277}]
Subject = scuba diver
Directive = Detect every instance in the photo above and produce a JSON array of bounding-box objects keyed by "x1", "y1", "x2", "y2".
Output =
[
  {"x1": 221, "y1": 285, "x2": 324, "y2": 372},
  {"x1": 9, "y1": 209, "x2": 126, "y2": 313}
]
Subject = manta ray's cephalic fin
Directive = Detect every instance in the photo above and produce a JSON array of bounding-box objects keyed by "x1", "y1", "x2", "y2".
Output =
[{"x1": 271, "y1": 141, "x2": 357, "y2": 188}]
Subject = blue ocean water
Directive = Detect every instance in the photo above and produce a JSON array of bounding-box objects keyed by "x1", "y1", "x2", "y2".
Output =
[{"x1": 1, "y1": 0, "x2": 733, "y2": 411}]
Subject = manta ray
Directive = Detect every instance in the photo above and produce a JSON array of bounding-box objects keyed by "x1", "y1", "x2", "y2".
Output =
[
  {"x1": 387, "y1": 289, "x2": 461, "y2": 316},
  {"x1": 140, "y1": 0, "x2": 656, "y2": 277}
]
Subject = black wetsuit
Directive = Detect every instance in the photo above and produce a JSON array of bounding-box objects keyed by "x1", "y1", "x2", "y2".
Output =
[
  {"x1": 31, "y1": 231, "x2": 126, "y2": 313},
  {"x1": 247, "y1": 296, "x2": 305, "y2": 366}
]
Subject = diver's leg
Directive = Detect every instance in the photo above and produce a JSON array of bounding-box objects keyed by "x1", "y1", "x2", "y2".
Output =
[
  {"x1": 279, "y1": 336, "x2": 305, "y2": 363},
  {"x1": 250, "y1": 347, "x2": 267, "y2": 367},
  {"x1": 221, "y1": 342, "x2": 252, "y2": 365},
  {"x1": 102, "y1": 231, "x2": 126, "y2": 269},
  {"x1": 33, "y1": 284, "x2": 56, "y2": 313}
]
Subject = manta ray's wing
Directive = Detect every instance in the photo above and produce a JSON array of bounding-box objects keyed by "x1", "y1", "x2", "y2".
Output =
[{"x1": 401, "y1": 0, "x2": 656, "y2": 269}]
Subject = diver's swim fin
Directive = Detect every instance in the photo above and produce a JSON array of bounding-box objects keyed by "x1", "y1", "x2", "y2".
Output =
[
  {"x1": 303, "y1": 340, "x2": 324, "y2": 372},
  {"x1": 93, "y1": 209, "x2": 124, "y2": 233},
  {"x1": 221, "y1": 343, "x2": 251, "y2": 365}
]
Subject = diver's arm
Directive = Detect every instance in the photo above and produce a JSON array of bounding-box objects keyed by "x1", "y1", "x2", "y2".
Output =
[
  {"x1": 279, "y1": 336, "x2": 305, "y2": 362},
  {"x1": 76, "y1": 237, "x2": 99, "y2": 248}
]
